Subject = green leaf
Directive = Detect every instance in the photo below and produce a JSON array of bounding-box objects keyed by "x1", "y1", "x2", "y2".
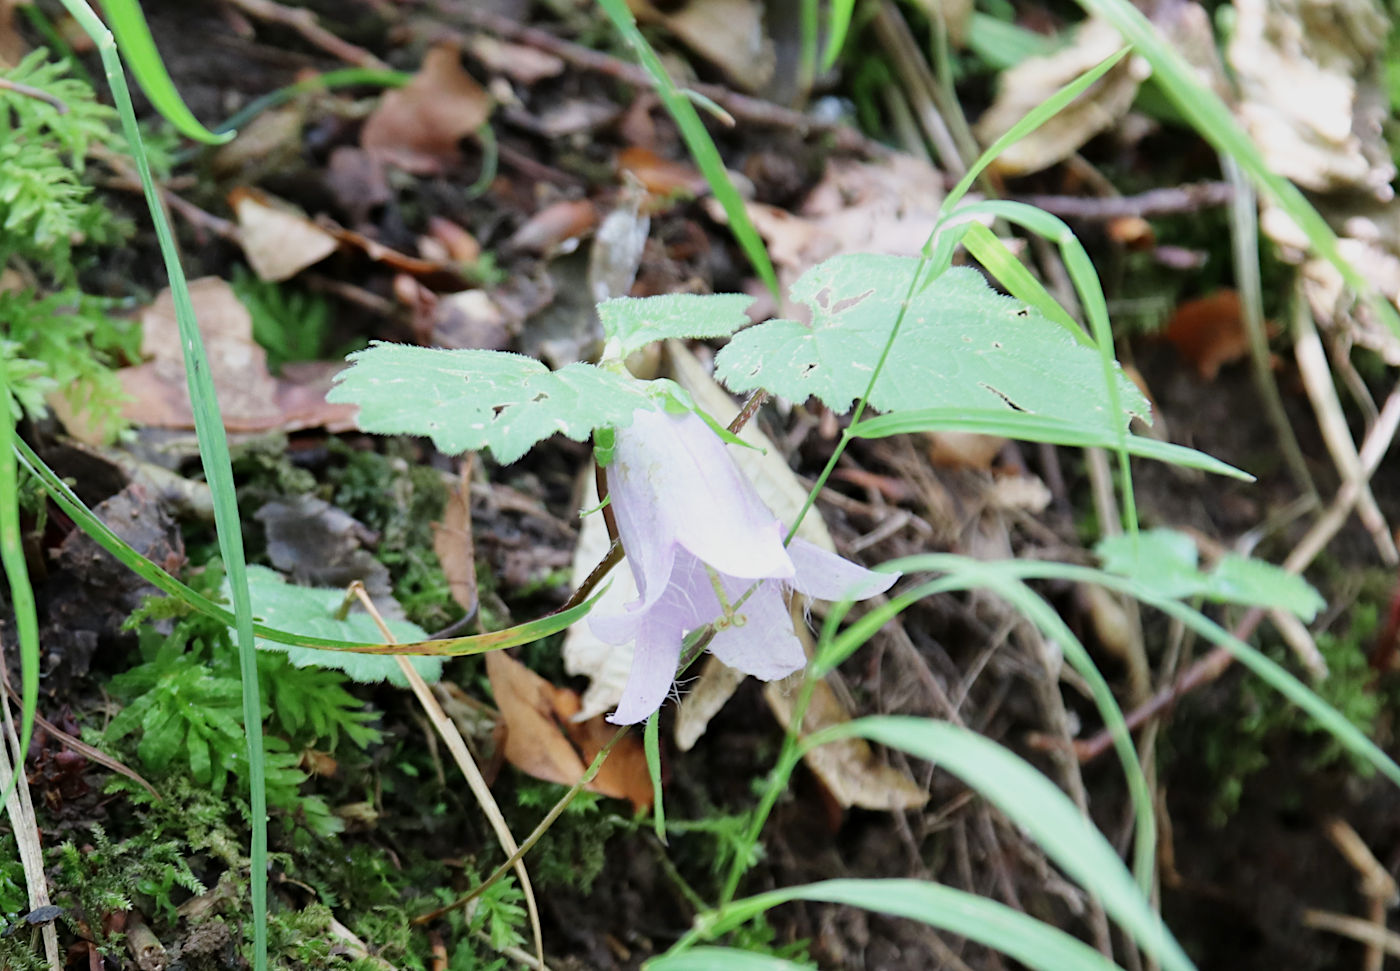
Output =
[
  {"x1": 328, "y1": 343, "x2": 678, "y2": 463},
  {"x1": 714, "y1": 255, "x2": 1148, "y2": 434},
  {"x1": 1095, "y1": 529, "x2": 1324, "y2": 620},
  {"x1": 599, "y1": 293, "x2": 754, "y2": 360},
  {"x1": 100, "y1": 0, "x2": 233, "y2": 144},
  {"x1": 232, "y1": 566, "x2": 443, "y2": 685}
]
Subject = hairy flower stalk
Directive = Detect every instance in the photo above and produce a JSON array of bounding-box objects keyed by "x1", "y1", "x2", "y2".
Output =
[{"x1": 591, "y1": 406, "x2": 898, "y2": 724}]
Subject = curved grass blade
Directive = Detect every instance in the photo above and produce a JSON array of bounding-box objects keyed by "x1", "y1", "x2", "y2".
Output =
[
  {"x1": 54, "y1": 0, "x2": 263, "y2": 963},
  {"x1": 940, "y1": 47, "x2": 1128, "y2": 217},
  {"x1": 689, "y1": 878, "x2": 1126, "y2": 971},
  {"x1": 821, "y1": 0, "x2": 857, "y2": 71},
  {"x1": 594, "y1": 0, "x2": 778, "y2": 299},
  {"x1": 850, "y1": 409, "x2": 1251, "y2": 480},
  {"x1": 99, "y1": 0, "x2": 233, "y2": 144},
  {"x1": 0, "y1": 375, "x2": 38, "y2": 812},
  {"x1": 815, "y1": 560, "x2": 1155, "y2": 892},
  {"x1": 1004, "y1": 559, "x2": 1400, "y2": 791},
  {"x1": 15, "y1": 438, "x2": 602, "y2": 655},
  {"x1": 805, "y1": 722, "x2": 1192, "y2": 971},
  {"x1": 1076, "y1": 0, "x2": 1400, "y2": 340},
  {"x1": 649, "y1": 948, "x2": 812, "y2": 970}
]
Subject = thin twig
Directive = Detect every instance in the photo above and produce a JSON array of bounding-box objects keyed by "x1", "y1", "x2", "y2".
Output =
[
  {"x1": 1016, "y1": 182, "x2": 1234, "y2": 220},
  {"x1": 347, "y1": 583, "x2": 548, "y2": 970},
  {"x1": 0, "y1": 644, "x2": 60, "y2": 971},
  {"x1": 413, "y1": 726, "x2": 628, "y2": 925},
  {"x1": 1294, "y1": 286, "x2": 1397, "y2": 564},
  {"x1": 225, "y1": 0, "x2": 390, "y2": 70},
  {"x1": 0, "y1": 76, "x2": 69, "y2": 112},
  {"x1": 1303, "y1": 909, "x2": 1400, "y2": 958}
]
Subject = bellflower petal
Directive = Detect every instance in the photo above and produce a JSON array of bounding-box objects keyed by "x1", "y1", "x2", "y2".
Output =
[
  {"x1": 788, "y1": 538, "x2": 899, "y2": 601},
  {"x1": 592, "y1": 406, "x2": 900, "y2": 725}
]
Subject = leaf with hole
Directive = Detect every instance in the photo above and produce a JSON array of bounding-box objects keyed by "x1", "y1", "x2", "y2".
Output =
[
  {"x1": 234, "y1": 566, "x2": 443, "y2": 685},
  {"x1": 599, "y1": 293, "x2": 754, "y2": 359},
  {"x1": 714, "y1": 254, "x2": 1149, "y2": 436},
  {"x1": 328, "y1": 343, "x2": 681, "y2": 463}
]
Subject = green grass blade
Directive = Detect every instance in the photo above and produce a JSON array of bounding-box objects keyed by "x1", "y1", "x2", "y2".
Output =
[
  {"x1": 941, "y1": 47, "x2": 1128, "y2": 215},
  {"x1": 939, "y1": 198, "x2": 1140, "y2": 532},
  {"x1": 822, "y1": 0, "x2": 857, "y2": 71},
  {"x1": 961, "y1": 222, "x2": 1088, "y2": 342},
  {"x1": 819, "y1": 557, "x2": 1154, "y2": 893},
  {"x1": 0, "y1": 377, "x2": 39, "y2": 811},
  {"x1": 649, "y1": 948, "x2": 812, "y2": 970},
  {"x1": 849, "y1": 409, "x2": 1251, "y2": 479},
  {"x1": 594, "y1": 0, "x2": 778, "y2": 299},
  {"x1": 681, "y1": 880, "x2": 1124, "y2": 970},
  {"x1": 98, "y1": 0, "x2": 233, "y2": 144},
  {"x1": 1075, "y1": 0, "x2": 1400, "y2": 339},
  {"x1": 56, "y1": 1, "x2": 262, "y2": 962},
  {"x1": 16, "y1": 437, "x2": 601, "y2": 655},
  {"x1": 646, "y1": 709, "x2": 666, "y2": 842},
  {"x1": 1007, "y1": 560, "x2": 1400, "y2": 790},
  {"x1": 806, "y1": 721, "x2": 1192, "y2": 971}
]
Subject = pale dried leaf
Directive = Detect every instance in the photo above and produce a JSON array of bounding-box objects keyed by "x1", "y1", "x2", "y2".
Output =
[
  {"x1": 433, "y1": 465, "x2": 477, "y2": 613},
  {"x1": 230, "y1": 187, "x2": 339, "y2": 282},
  {"x1": 764, "y1": 621, "x2": 928, "y2": 811},
  {"x1": 974, "y1": 18, "x2": 1142, "y2": 177},
  {"x1": 662, "y1": 0, "x2": 774, "y2": 93},
  {"x1": 1228, "y1": 0, "x2": 1393, "y2": 197},
  {"x1": 465, "y1": 33, "x2": 565, "y2": 84}
]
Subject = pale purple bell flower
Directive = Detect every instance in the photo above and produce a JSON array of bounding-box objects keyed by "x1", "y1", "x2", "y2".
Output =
[{"x1": 591, "y1": 406, "x2": 898, "y2": 725}]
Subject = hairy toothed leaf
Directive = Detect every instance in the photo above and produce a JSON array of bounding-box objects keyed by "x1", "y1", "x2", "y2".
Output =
[
  {"x1": 328, "y1": 343, "x2": 680, "y2": 463},
  {"x1": 232, "y1": 566, "x2": 442, "y2": 685},
  {"x1": 1096, "y1": 529, "x2": 1324, "y2": 620},
  {"x1": 714, "y1": 254, "x2": 1149, "y2": 434},
  {"x1": 598, "y1": 293, "x2": 755, "y2": 359}
]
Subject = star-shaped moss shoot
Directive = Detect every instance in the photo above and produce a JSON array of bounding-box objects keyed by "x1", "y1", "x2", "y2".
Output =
[{"x1": 591, "y1": 407, "x2": 898, "y2": 725}]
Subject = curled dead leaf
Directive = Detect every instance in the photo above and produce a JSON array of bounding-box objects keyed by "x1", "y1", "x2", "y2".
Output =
[{"x1": 486, "y1": 651, "x2": 652, "y2": 812}]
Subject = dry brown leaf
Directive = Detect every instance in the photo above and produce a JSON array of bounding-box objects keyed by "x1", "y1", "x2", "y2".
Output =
[
  {"x1": 0, "y1": 0, "x2": 25, "y2": 68},
  {"x1": 109, "y1": 277, "x2": 356, "y2": 435},
  {"x1": 361, "y1": 43, "x2": 491, "y2": 175},
  {"x1": 974, "y1": 18, "x2": 1143, "y2": 177},
  {"x1": 433, "y1": 462, "x2": 478, "y2": 614},
  {"x1": 1164, "y1": 289, "x2": 1251, "y2": 380},
  {"x1": 926, "y1": 431, "x2": 1006, "y2": 470},
  {"x1": 617, "y1": 146, "x2": 710, "y2": 203},
  {"x1": 427, "y1": 216, "x2": 482, "y2": 264},
  {"x1": 506, "y1": 199, "x2": 600, "y2": 256},
  {"x1": 229, "y1": 187, "x2": 339, "y2": 282},
  {"x1": 764, "y1": 620, "x2": 927, "y2": 811},
  {"x1": 486, "y1": 651, "x2": 652, "y2": 811},
  {"x1": 318, "y1": 216, "x2": 470, "y2": 291}
]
